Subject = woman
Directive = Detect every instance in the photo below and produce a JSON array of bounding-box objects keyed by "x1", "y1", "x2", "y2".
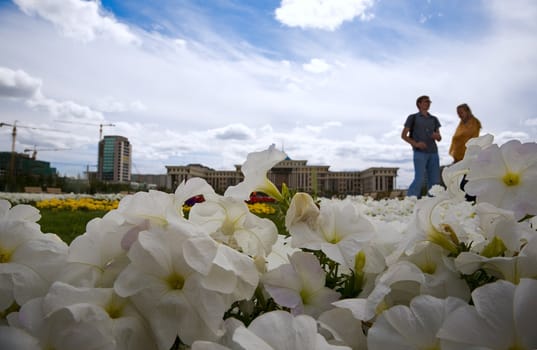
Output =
[{"x1": 449, "y1": 103, "x2": 482, "y2": 163}]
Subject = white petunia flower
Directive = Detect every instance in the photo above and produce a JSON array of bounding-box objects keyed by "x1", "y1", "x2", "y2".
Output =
[
  {"x1": 114, "y1": 225, "x2": 252, "y2": 348},
  {"x1": 7, "y1": 281, "x2": 156, "y2": 350},
  {"x1": 59, "y1": 189, "x2": 203, "y2": 288},
  {"x1": 388, "y1": 195, "x2": 468, "y2": 263},
  {"x1": 57, "y1": 211, "x2": 131, "y2": 288},
  {"x1": 192, "y1": 311, "x2": 350, "y2": 350},
  {"x1": 265, "y1": 234, "x2": 300, "y2": 271},
  {"x1": 174, "y1": 177, "x2": 216, "y2": 214},
  {"x1": 285, "y1": 192, "x2": 319, "y2": 229},
  {"x1": 6, "y1": 296, "x2": 116, "y2": 350},
  {"x1": 0, "y1": 199, "x2": 41, "y2": 222},
  {"x1": 188, "y1": 195, "x2": 278, "y2": 257},
  {"x1": 182, "y1": 236, "x2": 259, "y2": 302},
  {"x1": 438, "y1": 278, "x2": 537, "y2": 349},
  {"x1": 475, "y1": 202, "x2": 535, "y2": 254},
  {"x1": 0, "y1": 324, "x2": 40, "y2": 350},
  {"x1": 333, "y1": 261, "x2": 425, "y2": 322},
  {"x1": 262, "y1": 251, "x2": 340, "y2": 317},
  {"x1": 1, "y1": 201, "x2": 67, "y2": 314},
  {"x1": 401, "y1": 242, "x2": 471, "y2": 302},
  {"x1": 224, "y1": 144, "x2": 286, "y2": 202},
  {"x1": 455, "y1": 234, "x2": 537, "y2": 284},
  {"x1": 318, "y1": 307, "x2": 367, "y2": 349},
  {"x1": 116, "y1": 190, "x2": 186, "y2": 230},
  {"x1": 441, "y1": 133, "x2": 494, "y2": 199},
  {"x1": 368, "y1": 295, "x2": 467, "y2": 350},
  {"x1": 288, "y1": 195, "x2": 375, "y2": 270},
  {"x1": 233, "y1": 310, "x2": 350, "y2": 350},
  {"x1": 191, "y1": 341, "x2": 231, "y2": 350},
  {"x1": 466, "y1": 139, "x2": 537, "y2": 220}
]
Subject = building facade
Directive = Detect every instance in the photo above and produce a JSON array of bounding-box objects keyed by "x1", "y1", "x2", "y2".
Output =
[
  {"x1": 97, "y1": 135, "x2": 131, "y2": 182},
  {"x1": 131, "y1": 173, "x2": 171, "y2": 190},
  {"x1": 166, "y1": 157, "x2": 398, "y2": 197},
  {"x1": 0, "y1": 152, "x2": 59, "y2": 191}
]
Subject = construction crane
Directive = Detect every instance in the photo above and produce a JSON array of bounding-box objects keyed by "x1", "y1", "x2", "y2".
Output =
[
  {"x1": 54, "y1": 120, "x2": 116, "y2": 140},
  {"x1": 23, "y1": 146, "x2": 71, "y2": 160},
  {"x1": 1, "y1": 121, "x2": 67, "y2": 153}
]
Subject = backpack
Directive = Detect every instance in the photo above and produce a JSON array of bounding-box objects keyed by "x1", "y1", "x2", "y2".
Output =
[{"x1": 408, "y1": 114, "x2": 416, "y2": 139}]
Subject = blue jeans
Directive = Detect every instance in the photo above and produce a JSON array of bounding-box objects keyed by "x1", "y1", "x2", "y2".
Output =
[{"x1": 407, "y1": 151, "x2": 440, "y2": 198}]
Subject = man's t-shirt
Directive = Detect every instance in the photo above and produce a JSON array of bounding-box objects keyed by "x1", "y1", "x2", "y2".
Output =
[{"x1": 405, "y1": 112, "x2": 441, "y2": 153}]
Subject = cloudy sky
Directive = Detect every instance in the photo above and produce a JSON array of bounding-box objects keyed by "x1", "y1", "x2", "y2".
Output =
[{"x1": 1, "y1": 0, "x2": 536, "y2": 188}]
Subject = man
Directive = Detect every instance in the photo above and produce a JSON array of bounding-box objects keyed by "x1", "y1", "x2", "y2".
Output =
[{"x1": 401, "y1": 95, "x2": 442, "y2": 198}]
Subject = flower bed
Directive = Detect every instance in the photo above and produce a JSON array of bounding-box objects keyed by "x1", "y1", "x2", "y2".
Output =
[
  {"x1": 0, "y1": 192, "x2": 125, "y2": 205},
  {"x1": 1, "y1": 137, "x2": 536, "y2": 350},
  {"x1": 35, "y1": 197, "x2": 120, "y2": 211}
]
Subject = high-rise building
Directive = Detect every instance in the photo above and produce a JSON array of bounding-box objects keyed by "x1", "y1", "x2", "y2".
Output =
[{"x1": 97, "y1": 135, "x2": 131, "y2": 182}]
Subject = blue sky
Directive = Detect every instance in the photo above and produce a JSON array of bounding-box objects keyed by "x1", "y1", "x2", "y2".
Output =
[{"x1": 0, "y1": 0, "x2": 536, "y2": 188}]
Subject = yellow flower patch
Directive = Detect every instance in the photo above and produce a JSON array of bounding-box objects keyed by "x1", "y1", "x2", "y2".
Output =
[{"x1": 36, "y1": 197, "x2": 119, "y2": 211}]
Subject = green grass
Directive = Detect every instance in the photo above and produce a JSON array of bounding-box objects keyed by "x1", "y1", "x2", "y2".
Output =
[
  {"x1": 37, "y1": 204, "x2": 285, "y2": 246},
  {"x1": 38, "y1": 209, "x2": 108, "y2": 244}
]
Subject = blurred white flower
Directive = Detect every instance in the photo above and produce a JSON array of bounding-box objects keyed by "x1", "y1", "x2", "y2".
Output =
[
  {"x1": 333, "y1": 261, "x2": 425, "y2": 322},
  {"x1": 265, "y1": 234, "x2": 300, "y2": 271},
  {"x1": 6, "y1": 295, "x2": 117, "y2": 350},
  {"x1": 182, "y1": 236, "x2": 259, "y2": 302},
  {"x1": 58, "y1": 189, "x2": 196, "y2": 288},
  {"x1": 442, "y1": 133, "x2": 494, "y2": 199},
  {"x1": 11, "y1": 282, "x2": 157, "y2": 350},
  {"x1": 224, "y1": 144, "x2": 286, "y2": 202},
  {"x1": 191, "y1": 341, "x2": 231, "y2": 350},
  {"x1": 318, "y1": 307, "x2": 367, "y2": 349},
  {"x1": 174, "y1": 177, "x2": 216, "y2": 212},
  {"x1": 0, "y1": 324, "x2": 40, "y2": 350},
  {"x1": 262, "y1": 251, "x2": 340, "y2": 317},
  {"x1": 391, "y1": 196, "x2": 463, "y2": 261},
  {"x1": 455, "y1": 234, "x2": 537, "y2": 284},
  {"x1": 438, "y1": 278, "x2": 537, "y2": 349},
  {"x1": 285, "y1": 192, "x2": 319, "y2": 229},
  {"x1": 233, "y1": 310, "x2": 350, "y2": 350},
  {"x1": 113, "y1": 226, "x2": 243, "y2": 347},
  {"x1": 475, "y1": 202, "x2": 535, "y2": 254},
  {"x1": 116, "y1": 190, "x2": 185, "y2": 229},
  {"x1": 0, "y1": 199, "x2": 41, "y2": 222},
  {"x1": 1, "y1": 201, "x2": 67, "y2": 313},
  {"x1": 57, "y1": 211, "x2": 131, "y2": 288},
  {"x1": 288, "y1": 196, "x2": 375, "y2": 269},
  {"x1": 192, "y1": 310, "x2": 351, "y2": 349},
  {"x1": 188, "y1": 195, "x2": 278, "y2": 257},
  {"x1": 466, "y1": 139, "x2": 537, "y2": 220},
  {"x1": 401, "y1": 243, "x2": 470, "y2": 302},
  {"x1": 368, "y1": 295, "x2": 467, "y2": 350},
  {"x1": 433, "y1": 199, "x2": 483, "y2": 251}
]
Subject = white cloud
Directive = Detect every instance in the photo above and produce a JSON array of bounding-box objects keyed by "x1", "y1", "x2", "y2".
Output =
[
  {"x1": 524, "y1": 118, "x2": 537, "y2": 126},
  {"x1": 275, "y1": 0, "x2": 375, "y2": 30},
  {"x1": 13, "y1": 0, "x2": 140, "y2": 45},
  {"x1": 495, "y1": 131, "x2": 532, "y2": 145},
  {"x1": 303, "y1": 58, "x2": 332, "y2": 73},
  {"x1": 28, "y1": 96, "x2": 105, "y2": 122},
  {"x1": 210, "y1": 124, "x2": 256, "y2": 140},
  {"x1": 0, "y1": 67, "x2": 41, "y2": 99},
  {"x1": 1, "y1": 1, "x2": 536, "y2": 188},
  {"x1": 95, "y1": 97, "x2": 146, "y2": 113},
  {"x1": 0, "y1": 67, "x2": 105, "y2": 123},
  {"x1": 0, "y1": 67, "x2": 104, "y2": 126}
]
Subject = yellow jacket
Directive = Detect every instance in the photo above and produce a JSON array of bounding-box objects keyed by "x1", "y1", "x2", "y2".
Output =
[{"x1": 449, "y1": 117, "x2": 481, "y2": 162}]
